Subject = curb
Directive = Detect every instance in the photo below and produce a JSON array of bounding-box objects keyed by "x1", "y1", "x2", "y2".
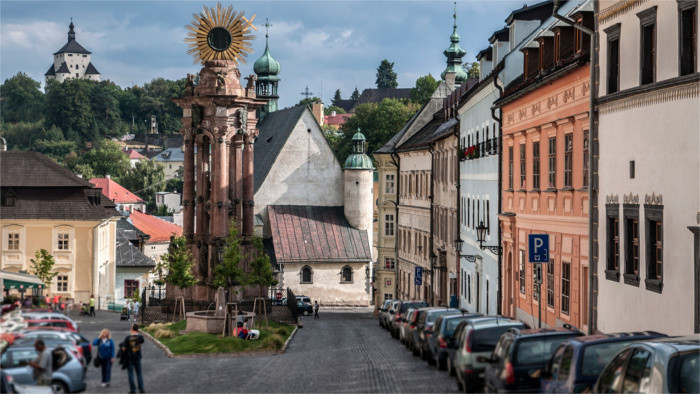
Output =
[
  {"x1": 139, "y1": 329, "x2": 174, "y2": 358},
  {"x1": 280, "y1": 325, "x2": 298, "y2": 353}
]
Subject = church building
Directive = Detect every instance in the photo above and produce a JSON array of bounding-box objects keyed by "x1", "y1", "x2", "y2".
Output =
[{"x1": 45, "y1": 21, "x2": 101, "y2": 83}]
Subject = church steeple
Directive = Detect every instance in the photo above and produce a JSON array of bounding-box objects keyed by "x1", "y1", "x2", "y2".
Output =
[
  {"x1": 441, "y1": 3, "x2": 468, "y2": 85},
  {"x1": 68, "y1": 19, "x2": 76, "y2": 42},
  {"x1": 254, "y1": 19, "x2": 281, "y2": 122}
]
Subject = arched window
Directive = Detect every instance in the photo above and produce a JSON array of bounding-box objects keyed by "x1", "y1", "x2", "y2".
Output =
[
  {"x1": 340, "y1": 266, "x2": 353, "y2": 283},
  {"x1": 300, "y1": 266, "x2": 313, "y2": 284}
]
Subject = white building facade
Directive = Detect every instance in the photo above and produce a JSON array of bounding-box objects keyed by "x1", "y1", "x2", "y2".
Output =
[{"x1": 45, "y1": 21, "x2": 100, "y2": 83}]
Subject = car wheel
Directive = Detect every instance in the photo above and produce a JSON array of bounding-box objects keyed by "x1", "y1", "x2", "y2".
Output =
[
  {"x1": 51, "y1": 381, "x2": 68, "y2": 393},
  {"x1": 303, "y1": 310, "x2": 309, "y2": 316}
]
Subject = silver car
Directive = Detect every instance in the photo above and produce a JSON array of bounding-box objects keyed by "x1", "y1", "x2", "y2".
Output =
[{"x1": 1, "y1": 345, "x2": 86, "y2": 393}]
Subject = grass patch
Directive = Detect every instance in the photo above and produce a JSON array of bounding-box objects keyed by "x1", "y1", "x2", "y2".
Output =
[{"x1": 144, "y1": 320, "x2": 294, "y2": 355}]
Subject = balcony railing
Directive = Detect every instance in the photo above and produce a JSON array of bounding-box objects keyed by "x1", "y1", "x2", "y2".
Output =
[{"x1": 459, "y1": 137, "x2": 499, "y2": 161}]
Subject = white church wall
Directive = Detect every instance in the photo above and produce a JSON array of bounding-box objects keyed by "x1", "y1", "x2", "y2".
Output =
[{"x1": 281, "y1": 262, "x2": 371, "y2": 307}]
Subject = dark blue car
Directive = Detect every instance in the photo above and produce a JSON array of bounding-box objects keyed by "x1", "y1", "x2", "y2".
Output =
[{"x1": 539, "y1": 331, "x2": 666, "y2": 393}]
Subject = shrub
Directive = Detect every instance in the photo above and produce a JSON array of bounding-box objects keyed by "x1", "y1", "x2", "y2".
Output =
[
  {"x1": 147, "y1": 323, "x2": 167, "y2": 332},
  {"x1": 268, "y1": 333, "x2": 284, "y2": 348},
  {"x1": 275, "y1": 328, "x2": 287, "y2": 336},
  {"x1": 154, "y1": 329, "x2": 176, "y2": 339}
]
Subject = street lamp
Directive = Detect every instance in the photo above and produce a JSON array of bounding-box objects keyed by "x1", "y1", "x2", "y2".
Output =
[
  {"x1": 453, "y1": 238, "x2": 464, "y2": 253},
  {"x1": 365, "y1": 265, "x2": 370, "y2": 280},
  {"x1": 454, "y1": 237, "x2": 477, "y2": 262},
  {"x1": 475, "y1": 221, "x2": 502, "y2": 255}
]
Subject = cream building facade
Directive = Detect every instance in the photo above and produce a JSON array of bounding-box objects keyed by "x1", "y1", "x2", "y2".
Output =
[{"x1": 45, "y1": 21, "x2": 100, "y2": 83}]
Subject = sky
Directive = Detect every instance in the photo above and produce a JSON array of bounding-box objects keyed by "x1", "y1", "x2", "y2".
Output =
[{"x1": 1, "y1": 1, "x2": 535, "y2": 109}]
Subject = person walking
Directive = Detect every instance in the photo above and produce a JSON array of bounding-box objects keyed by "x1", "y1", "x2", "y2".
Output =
[
  {"x1": 132, "y1": 299, "x2": 140, "y2": 322},
  {"x1": 92, "y1": 329, "x2": 115, "y2": 387},
  {"x1": 53, "y1": 294, "x2": 60, "y2": 312},
  {"x1": 314, "y1": 301, "x2": 319, "y2": 319},
  {"x1": 28, "y1": 339, "x2": 52, "y2": 386},
  {"x1": 89, "y1": 294, "x2": 96, "y2": 317},
  {"x1": 121, "y1": 323, "x2": 145, "y2": 394}
]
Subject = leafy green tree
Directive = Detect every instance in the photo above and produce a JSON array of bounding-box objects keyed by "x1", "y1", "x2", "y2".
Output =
[
  {"x1": 137, "y1": 78, "x2": 186, "y2": 134},
  {"x1": 0, "y1": 72, "x2": 45, "y2": 123},
  {"x1": 324, "y1": 105, "x2": 346, "y2": 116},
  {"x1": 297, "y1": 96, "x2": 322, "y2": 107},
  {"x1": 45, "y1": 79, "x2": 96, "y2": 142},
  {"x1": 376, "y1": 59, "x2": 398, "y2": 89},
  {"x1": 30, "y1": 249, "x2": 58, "y2": 293},
  {"x1": 72, "y1": 163, "x2": 95, "y2": 180},
  {"x1": 466, "y1": 62, "x2": 480, "y2": 79},
  {"x1": 332, "y1": 89, "x2": 342, "y2": 106},
  {"x1": 154, "y1": 204, "x2": 174, "y2": 216},
  {"x1": 0, "y1": 121, "x2": 45, "y2": 150},
  {"x1": 410, "y1": 74, "x2": 439, "y2": 105},
  {"x1": 70, "y1": 140, "x2": 130, "y2": 179},
  {"x1": 34, "y1": 139, "x2": 78, "y2": 162},
  {"x1": 336, "y1": 99, "x2": 419, "y2": 164},
  {"x1": 246, "y1": 237, "x2": 277, "y2": 297},
  {"x1": 165, "y1": 176, "x2": 183, "y2": 194},
  {"x1": 213, "y1": 221, "x2": 246, "y2": 292},
  {"x1": 163, "y1": 236, "x2": 198, "y2": 292},
  {"x1": 350, "y1": 87, "x2": 360, "y2": 100},
  {"x1": 119, "y1": 158, "x2": 166, "y2": 212}
]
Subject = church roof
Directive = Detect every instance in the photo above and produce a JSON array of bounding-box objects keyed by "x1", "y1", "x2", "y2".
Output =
[
  {"x1": 85, "y1": 62, "x2": 100, "y2": 75},
  {"x1": 356, "y1": 88, "x2": 412, "y2": 106},
  {"x1": 54, "y1": 39, "x2": 91, "y2": 55},
  {"x1": 154, "y1": 147, "x2": 184, "y2": 162},
  {"x1": 55, "y1": 62, "x2": 70, "y2": 74},
  {"x1": 254, "y1": 104, "x2": 307, "y2": 193},
  {"x1": 268, "y1": 205, "x2": 371, "y2": 263},
  {"x1": 45, "y1": 64, "x2": 56, "y2": 76},
  {"x1": 334, "y1": 99, "x2": 357, "y2": 113}
]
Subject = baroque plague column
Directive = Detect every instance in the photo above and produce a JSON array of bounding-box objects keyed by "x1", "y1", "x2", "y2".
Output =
[{"x1": 172, "y1": 5, "x2": 267, "y2": 301}]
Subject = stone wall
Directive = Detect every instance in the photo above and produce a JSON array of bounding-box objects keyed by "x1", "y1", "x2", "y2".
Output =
[{"x1": 281, "y1": 262, "x2": 370, "y2": 306}]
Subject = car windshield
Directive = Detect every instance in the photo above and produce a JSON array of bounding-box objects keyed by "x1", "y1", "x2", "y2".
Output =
[
  {"x1": 472, "y1": 325, "x2": 524, "y2": 353},
  {"x1": 581, "y1": 341, "x2": 638, "y2": 377},
  {"x1": 669, "y1": 351, "x2": 700, "y2": 394},
  {"x1": 400, "y1": 302, "x2": 427, "y2": 313},
  {"x1": 516, "y1": 335, "x2": 579, "y2": 366},
  {"x1": 426, "y1": 310, "x2": 459, "y2": 324},
  {"x1": 444, "y1": 317, "x2": 471, "y2": 334}
]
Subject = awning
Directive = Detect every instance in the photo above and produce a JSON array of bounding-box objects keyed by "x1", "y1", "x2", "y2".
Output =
[{"x1": 0, "y1": 270, "x2": 44, "y2": 291}]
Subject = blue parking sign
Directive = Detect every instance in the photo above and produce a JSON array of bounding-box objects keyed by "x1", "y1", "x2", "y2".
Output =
[
  {"x1": 528, "y1": 234, "x2": 549, "y2": 263},
  {"x1": 415, "y1": 267, "x2": 423, "y2": 285}
]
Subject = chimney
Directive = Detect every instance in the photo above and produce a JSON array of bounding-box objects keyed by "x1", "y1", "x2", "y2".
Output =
[
  {"x1": 331, "y1": 111, "x2": 336, "y2": 117},
  {"x1": 106, "y1": 174, "x2": 111, "y2": 179},
  {"x1": 311, "y1": 102, "x2": 324, "y2": 126}
]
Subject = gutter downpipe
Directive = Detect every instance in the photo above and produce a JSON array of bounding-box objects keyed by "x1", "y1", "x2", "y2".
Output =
[
  {"x1": 490, "y1": 68, "x2": 504, "y2": 316},
  {"x1": 391, "y1": 152, "x2": 401, "y2": 300},
  {"x1": 553, "y1": 0, "x2": 597, "y2": 334},
  {"x1": 428, "y1": 145, "x2": 435, "y2": 306}
]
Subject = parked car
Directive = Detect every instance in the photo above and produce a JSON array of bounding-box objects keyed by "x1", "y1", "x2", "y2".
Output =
[
  {"x1": 377, "y1": 299, "x2": 394, "y2": 327},
  {"x1": 296, "y1": 301, "x2": 313, "y2": 316},
  {"x1": 399, "y1": 309, "x2": 418, "y2": 345},
  {"x1": 593, "y1": 335, "x2": 699, "y2": 393},
  {"x1": 12, "y1": 338, "x2": 86, "y2": 370},
  {"x1": 383, "y1": 300, "x2": 401, "y2": 331},
  {"x1": 21, "y1": 313, "x2": 79, "y2": 332},
  {"x1": 406, "y1": 307, "x2": 434, "y2": 352},
  {"x1": 1, "y1": 345, "x2": 86, "y2": 392},
  {"x1": 391, "y1": 301, "x2": 428, "y2": 339},
  {"x1": 481, "y1": 326, "x2": 584, "y2": 392},
  {"x1": 24, "y1": 319, "x2": 78, "y2": 333},
  {"x1": 415, "y1": 308, "x2": 462, "y2": 361},
  {"x1": 19, "y1": 329, "x2": 93, "y2": 364},
  {"x1": 538, "y1": 331, "x2": 666, "y2": 393},
  {"x1": 427, "y1": 313, "x2": 482, "y2": 370},
  {"x1": 452, "y1": 317, "x2": 526, "y2": 392}
]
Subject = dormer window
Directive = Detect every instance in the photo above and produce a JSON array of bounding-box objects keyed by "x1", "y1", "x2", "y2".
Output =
[
  {"x1": 538, "y1": 37, "x2": 554, "y2": 71},
  {"x1": 552, "y1": 26, "x2": 575, "y2": 63},
  {"x1": 522, "y1": 47, "x2": 540, "y2": 79},
  {"x1": 2, "y1": 190, "x2": 16, "y2": 207},
  {"x1": 572, "y1": 12, "x2": 594, "y2": 54}
]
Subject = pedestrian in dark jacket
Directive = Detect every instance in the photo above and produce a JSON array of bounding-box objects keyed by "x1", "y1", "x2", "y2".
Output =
[
  {"x1": 92, "y1": 329, "x2": 115, "y2": 387},
  {"x1": 314, "y1": 301, "x2": 319, "y2": 319},
  {"x1": 121, "y1": 323, "x2": 145, "y2": 393}
]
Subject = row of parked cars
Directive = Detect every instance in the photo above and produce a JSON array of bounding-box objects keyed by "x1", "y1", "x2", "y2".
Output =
[
  {"x1": 1, "y1": 308, "x2": 89, "y2": 393},
  {"x1": 378, "y1": 299, "x2": 699, "y2": 393}
]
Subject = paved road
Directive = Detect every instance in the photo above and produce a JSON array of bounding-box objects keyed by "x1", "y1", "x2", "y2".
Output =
[{"x1": 76, "y1": 308, "x2": 458, "y2": 393}]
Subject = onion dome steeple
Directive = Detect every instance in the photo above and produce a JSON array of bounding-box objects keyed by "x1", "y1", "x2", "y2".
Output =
[
  {"x1": 441, "y1": 3, "x2": 468, "y2": 84},
  {"x1": 254, "y1": 19, "x2": 281, "y2": 122},
  {"x1": 344, "y1": 129, "x2": 374, "y2": 170}
]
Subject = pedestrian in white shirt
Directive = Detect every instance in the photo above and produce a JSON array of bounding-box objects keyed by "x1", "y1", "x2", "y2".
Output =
[{"x1": 29, "y1": 339, "x2": 52, "y2": 386}]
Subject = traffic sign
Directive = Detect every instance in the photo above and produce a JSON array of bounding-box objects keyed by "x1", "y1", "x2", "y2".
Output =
[
  {"x1": 275, "y1": 292, "x2": 282, "y2": 300},
  {"x1": 534, "y1": 264, "x2": 543, "y2": 285},
  {"x1": 415, "y1": 267, "x2": 423, "y2": 286},
  {"x1": 528, "y1": 234, "x2": 549, "y2": 263}
]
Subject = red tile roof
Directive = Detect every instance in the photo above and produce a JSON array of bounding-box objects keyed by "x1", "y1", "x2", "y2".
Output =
[
  {"x1": 124, "y1": 149, "x2": 145, "y2": 160},
  {"x1": 89, "y1": 178, "x2": 144, "y2": 204},
  {"x1": 268, "y1": 205, "x2": 371, "y2": 263},
  {"x1": 323, "y1": 113, "x2": 352, "y2": 126},
  {"x1": 128, "y1": 209, "x2": 182, "y2": 242}
]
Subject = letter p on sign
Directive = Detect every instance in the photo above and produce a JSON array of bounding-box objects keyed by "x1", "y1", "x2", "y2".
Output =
[{"x1": 528, "y1": 234, "x2": 549, "y2": 263}]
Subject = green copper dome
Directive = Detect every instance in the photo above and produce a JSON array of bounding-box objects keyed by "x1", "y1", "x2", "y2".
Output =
[
  {"x1": 441, "y1": 6, "x2": 468, "y2": 84},
  {"x1": 344, "y1": 129, "x2": 374, "y2": 170},
  {"x1": 254, "y1": 33, "x2": 280, "y2": 82}
]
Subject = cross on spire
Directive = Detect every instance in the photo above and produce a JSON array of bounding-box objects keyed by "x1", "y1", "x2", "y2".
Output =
[
  {"x1": 264, "y1": 18, "x2": 272, "y2": 39},
  {"x1": 300, "y1": 86, "x2": 314, "y2": 99}
]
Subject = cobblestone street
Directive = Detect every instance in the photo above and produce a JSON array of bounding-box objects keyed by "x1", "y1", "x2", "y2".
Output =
[{"x1": 77, "y1": 309, "x2": 457, "y2": 393}]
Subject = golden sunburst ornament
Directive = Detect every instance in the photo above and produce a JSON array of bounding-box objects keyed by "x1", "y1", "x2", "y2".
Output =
[{"x1": 185, "y1": 3, "x2": 257, "y2": 65}]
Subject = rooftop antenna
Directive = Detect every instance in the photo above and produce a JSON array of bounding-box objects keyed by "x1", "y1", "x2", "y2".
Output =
[{"x1": 300, "y1": 86, "x2": 313, "y2": 99}]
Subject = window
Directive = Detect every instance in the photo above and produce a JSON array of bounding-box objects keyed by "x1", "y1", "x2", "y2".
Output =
[
  {"x1": 341, "y1": 266, "x2": 353, "y2": 283},
  {"x1": 124, "y1": 279, "x2": 138, "y2": 298},
  {"x1": 645, "y1": 204, "x2": 663, "y2": 292},
  {"x1": 385, "y1": 174, "x2": 395, "y2": 194},
  {"x1": 56, "y1": 275, "x2": 68, "y2": 292},
  {"x1": 384, "y1": 293, "x2": 393, "y2": 301},
  {"x1": 547, "y1": 259, "x2": 555, "y2": 307},
  {"x1": 583, "y1": 130, "x2": 589, "y2": 187},
  {"x1": 384, "y1": 257, "x2": 395, "y2": 269},
  {"x1": 624, "y1": 204, "x2": 640, "y2": 286},
  {"x1": 561, "y1": 261, "x2": 570, "y2": 315},
  {"x1": 520, "y1": 144, "x2": 526, "y2": 189},
  {"x1": 606, "y1": 24, "x2": 621, "y2": 94},
  {"x1": 638, "y1": 7, "x2": 657, "y2": 85},
  {"x1": 7, "y1": 233, "x2": 19, "y2": 250},
  {"x1": 622, "y1": 349, "x2": 653, "y2": 392},
  {"x1": 558, "y1": 346, "x2": 575, "y2": 381},
  {"x1": 519, "y1": 250, "x2": 526, "y2": 294},
  {"x1": 57, "y1": 233, "x2": 69, "y2": 250},
  {"x1": 508, "y1": 146, "x2": 514, "y2": 190},
  {"x1": 1, "y1": 191, "x2": 15, "y2": 207},
  {"x1": 548, "y1": 137, "x2": 556, "y2": 189},
  {"x1": 606, "y1": 204, "x2": 621, "y2": 281},
  {"x1": 533, "y1": 142, "x2": 540, "y2": 189},
  {"x1": 486, "y1": 200, "x2": 491, "y2": 235},
  {"x1": 598, "y1": 349, "x2": 632, "y2": 392},
  {"x1": 575, "y1": 18, "x2": 583, "y2": 53},
  {"x1": 467, "y1": 275, "x2": 472, "y2": 303},
  {"x1": 384, "y1": 214, "x2": 395, "y2": 237},
  {"x1": 680, "y1": 2, "x2": 697, "y2": 76},
  {"x1": 301, "y1": 266, "x2": 313, "y2": 284},
  {"x1": 467, "y1": 198, "x2": 471, "y2": 227},
  {"x1": 554, "y1": 31, "x2": 562, "y2": 62},
  {"x1": 564, "y1": 134, "x2": 573, "y2": 188}
]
